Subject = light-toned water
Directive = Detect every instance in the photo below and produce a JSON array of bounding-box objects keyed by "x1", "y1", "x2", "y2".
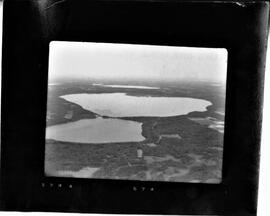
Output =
[
  {"x1": 61, "y1": 93, "x2": 212, "y2": 117},
  {"x1": 46, "y1": 117, "x2": 145, "y2": 143},
  {"x1": 189, "y1": 117, "x2": 224, "y2": 133},
  {"x1": 56, "y1": 167, "x2": 100, "y2": 178},
  {"x1": 47, "y1": 93, "x2": 212, "y2": 143},
  {"x1": 93, "y1": 83, "x2": 159, "y2": 89}
]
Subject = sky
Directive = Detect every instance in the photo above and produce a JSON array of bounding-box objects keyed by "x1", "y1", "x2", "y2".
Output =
[{"x1": 48, "y1": 41, "x2": 228, "y2": 83}]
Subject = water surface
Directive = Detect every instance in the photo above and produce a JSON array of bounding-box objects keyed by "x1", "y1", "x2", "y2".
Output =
[
  {"x1": 93, "y1": 83, "x2": 159, "y2": 89},
  {"x1": 61, "y1": 93, "x2": 211, "y2": 117},
  {"x1": 46, "y1": 117, "x2": 145, "y2": 143}
]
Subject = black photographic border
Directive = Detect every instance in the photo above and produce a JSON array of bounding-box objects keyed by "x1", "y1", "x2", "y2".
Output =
[{"x1": 1, "y1": 0, "x2": 269, "y2": 215}]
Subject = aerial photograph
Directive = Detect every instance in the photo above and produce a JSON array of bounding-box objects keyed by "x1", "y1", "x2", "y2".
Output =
[{"x1": 45, "y1": 41, "x2": 227, "y2": 183}]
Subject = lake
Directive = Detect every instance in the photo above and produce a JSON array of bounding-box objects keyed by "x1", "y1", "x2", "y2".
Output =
[
  {"x1": 92, "y1": 83, "x2": 159, "y2": 89},
  {"x1": 60, "y1": 93, "x2": 212, "y2": 117},
  {"x1": 46, "y1": 93, "x2": 211, "y2": 143},
  {"x1": 46, "y1": 117, "x2": 145, "y2": 143}
]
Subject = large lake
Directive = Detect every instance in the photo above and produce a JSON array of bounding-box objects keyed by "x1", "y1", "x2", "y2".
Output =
[
  {"x1": 60, "y1": 93, "x2": 212, "y2": 117},
  {"x1": 46, "y1": 93, "x2": 211, "y2": 143}
]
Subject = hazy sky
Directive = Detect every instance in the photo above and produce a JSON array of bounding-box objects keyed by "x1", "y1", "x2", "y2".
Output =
[{"x1": 48, "y1": 41, "x2": 227, "y2": 83}]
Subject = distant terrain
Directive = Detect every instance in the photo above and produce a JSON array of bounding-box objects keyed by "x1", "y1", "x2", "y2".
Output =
[{"x1": 45, "y1": 80, "x2": 225, "y2": 183}]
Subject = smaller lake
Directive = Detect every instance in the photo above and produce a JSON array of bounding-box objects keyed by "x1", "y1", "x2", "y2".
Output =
[
  {"x1": 46, "y1": 117, "x2": 145, "y2": 143},
  {"x1": 93, "y1": 83, "x2": 159, "y2": 89}
]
